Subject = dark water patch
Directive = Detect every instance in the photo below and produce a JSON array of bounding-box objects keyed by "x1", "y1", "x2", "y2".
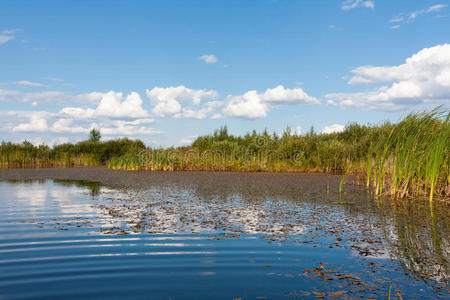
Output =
[{"x1": 0, "y1": 176, "x2": 448, "y2": 299}]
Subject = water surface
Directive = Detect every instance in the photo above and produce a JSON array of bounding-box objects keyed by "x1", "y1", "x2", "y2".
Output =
[{"x1": 0, "y1": 178, "x2": 448, "y2": 299}]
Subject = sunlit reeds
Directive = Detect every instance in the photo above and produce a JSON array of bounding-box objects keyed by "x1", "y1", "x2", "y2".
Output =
[{"x1": 367, "y1": 107, "x2": 449, "y2": 202}]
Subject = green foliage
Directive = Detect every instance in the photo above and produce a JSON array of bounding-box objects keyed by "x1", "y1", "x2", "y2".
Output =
[
  {"x1": 0, "y1": 137, "x2": 145, "y2": 168},
  {"x1": 367, "y1": 107, "x2": 449, "y2": 202},
  {"x1": 89, "y1": 128, "x2": 101, "y2": 142}
]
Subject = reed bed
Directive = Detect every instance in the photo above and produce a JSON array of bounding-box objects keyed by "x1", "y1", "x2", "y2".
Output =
[{"x1": 367, "y1": 108, "x2": 449, "y2": 202}]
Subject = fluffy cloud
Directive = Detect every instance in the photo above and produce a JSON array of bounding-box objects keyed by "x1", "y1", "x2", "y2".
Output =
[
  {"x1": 326, "y1": 44, "x2": 450, "y2": 110},
  {"x1": 199, "y1": 54, "x2": 218, "y2": 64},
  {"x1": 146, "y1": 86, "x2": 218, "y2": 117},
  {"x1": 262, "y1": 85, "x2": 320, "y2": 105},
  {"x1": 96, "y1": 91, "x2": 148, "y2": 118},
  {"x1": 61, "y1": 91, "x2": 149, "y2": 119},
  {"x1": 13, "y1": 115, "x2": 48, "y2": 132},
  {"x1": 341, "y1": 0, "x2": 374, "y2": 11},
  {"x1": 50, "y1": 118, "x2": 88, "y2": 134},
  {"x1": 174, "y1": 101, "x2": 224, "y2": 120},
  {"x1": 72, "y1": 91, "x2": 106, "y2": 104},
  {"x1": 322, "y1": 124, "x2": 345, "y2": 134},
  {"x1": 8, "y1": 111, "x2": 160, "y2": 138},
  {"x1": 223, "y1": 91, "x2": 270, "y2": 119},
  {"x1": 223, "y1": 85, "x2": 319, "y2": 119}
]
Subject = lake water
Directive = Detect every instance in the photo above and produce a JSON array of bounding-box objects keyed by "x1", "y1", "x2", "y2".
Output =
[{"x1": 0, "y1": 179, "x2": 448, "y2": 299}]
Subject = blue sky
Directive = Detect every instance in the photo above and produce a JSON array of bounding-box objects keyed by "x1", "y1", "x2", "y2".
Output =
[{"x1": 0, "y1": 0, "x2": 449, "y2": 146}]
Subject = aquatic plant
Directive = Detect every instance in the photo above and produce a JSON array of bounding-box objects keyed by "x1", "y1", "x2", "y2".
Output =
[{"x1": 367, "y1": 107, "x2": 449, "y2": 202}]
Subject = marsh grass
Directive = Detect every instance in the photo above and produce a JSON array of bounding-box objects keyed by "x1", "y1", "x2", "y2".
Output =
[{"x1": 367, "y1": 108, "x2": 449, "y2": 202}]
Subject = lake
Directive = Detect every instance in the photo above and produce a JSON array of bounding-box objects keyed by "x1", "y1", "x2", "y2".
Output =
[{"x1": 0, "y1": 170, "x2": 448, "y2": 299}]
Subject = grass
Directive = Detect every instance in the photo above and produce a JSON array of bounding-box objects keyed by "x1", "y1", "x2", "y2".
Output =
[
  {"x1": 367, "y1": 107, "x2": 449, "y2": 202},
  {"x1": 1, "y1": 107, "x2": 448, "y2": 202}
]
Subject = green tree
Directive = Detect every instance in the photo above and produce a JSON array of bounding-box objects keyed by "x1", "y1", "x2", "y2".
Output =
[{"x1": 89, "y1": 128, "x2": 101, "y2": 142}]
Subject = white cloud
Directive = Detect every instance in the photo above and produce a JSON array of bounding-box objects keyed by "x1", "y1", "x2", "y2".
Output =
[
  {"x1": 322, "y1": 124, "x2": 345, "y2": 134},
  {"x1": 174, "y1": 101, "x2": 224, "y2": 120},
  {"x1": 2, "y1": 29, "x2": 17, "y2": 35},
  {"x1": 295, "y1": 126, "x2": 302, "y2": 135},
  {"x1": 0, "y1": 35, "x2": 14, "y2": 45},
  {"x1": 59, "y1": 107, "x2": 95, "y2": 119},
  {"x1": 223, "y1": 90, "x2": 270, "y2": 119},
  {"x1": 113, "y1": 118, "x2": 155, "y2": 126},
  {"x1": 61, "y1": 91, "x2": 149, "y2": 119},
  {"x1": 13, "y1": 115, "x2": 49, "y2": 132},
  {"x1": 11, "y1": 80, "x2": 46, "y2": 87},
  {"x1": 146, "y1": 86, "x2": 218, "y2": 117},
  {"x1": 0, "y1": 29, "x2": 16, "y2": 46},
  {"x1": 391, "y1": 4, "x2": 447, "y2": 27},
  {"x1": 210, "y1": 113, "x2": 223, "y2": 119},
  {"x1": 341, "y1": 0, "x2": 375, "y2": 11},
  {"x1": 94, "y1": 123, "x2": 162, "y2": 136},
  {"x1": 0, "y1": 89, "x2": 22, "y2": 102},
  {"x1": 326, "y1": 43, "x2": 450, "y2": 110},
  {"x1": 72, "y1": 91, "x2": 105, "y2": 104},
  {"x1": 389, "y1": 16, "x2": 404, "y2": 23},
  {"x1": 179, "y1": 135, "x2": 197, "y2": 145},
  {"x1": 223, "y1": 85, "x2": 319, "y2": 119},
  {"x1": 1, "y1": 108, "x2": 162, "y2": 143},
  {"x1": 0, "y1": 89, "x2": 66, "y2": 103},
  {"x1": 262, "y1": 85, "x2": 320, "y2": 105},
  {"x1": 23, "y1": 91, "x2": 65, "y2": 102},
  {"x1": 50, "y1": 118, "x2": 88, "y2": 134},
  {"x1": 96, "y1": 91, "x2": 148, "y2": 118},
  {"x1": 199, "y1": 54, "x2": 218, "y2": 64},
  {"x1": 48, "y1": 137, "x2": 70, "y2": 147},
  {"x1": 427, "y1": 4, "x2": 447, "y2": 13}
]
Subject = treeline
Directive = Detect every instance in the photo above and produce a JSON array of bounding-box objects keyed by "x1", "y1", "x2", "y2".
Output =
[{"x1": 0, "y1": 129, "x2": 146, "y2": 167}]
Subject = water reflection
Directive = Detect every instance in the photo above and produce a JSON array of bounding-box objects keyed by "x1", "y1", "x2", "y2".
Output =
[
  {"x1": 376, "y1": 199, "x2": 449, "y2": 283},
  {"x1": 0, "y1": 178, "x2": 448, "y2": 298}
]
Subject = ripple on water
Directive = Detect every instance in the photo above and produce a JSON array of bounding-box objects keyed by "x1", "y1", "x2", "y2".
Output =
[{"x1": 0, "y1": 179, "x2": 448, "y2": 299}]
